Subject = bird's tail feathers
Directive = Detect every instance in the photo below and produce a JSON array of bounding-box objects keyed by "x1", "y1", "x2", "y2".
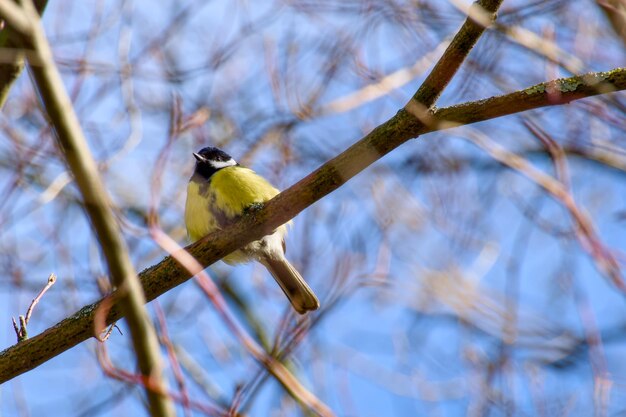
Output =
[{"x1": 261, "y1": 256, "x2": 319, "y2": 314}]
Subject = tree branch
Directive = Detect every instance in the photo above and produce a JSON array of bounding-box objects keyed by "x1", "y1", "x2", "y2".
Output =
[
  {"x1": 0, "y1": 1, "x2": 173, "y2": 415},
  {"x1": 0, "y1": 0, "x2": 47, "y2": 108},
  {"x1": 1, "y1": 67, "x2": 624, "y2": 384},
  {"x1": 408, "y1": 0, "x2": 503, "y2": 107}
]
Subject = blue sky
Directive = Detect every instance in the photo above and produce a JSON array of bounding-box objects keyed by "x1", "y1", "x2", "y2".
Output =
[{"x1": 1, "y1": 1, "x2": 626, "y2": 416}]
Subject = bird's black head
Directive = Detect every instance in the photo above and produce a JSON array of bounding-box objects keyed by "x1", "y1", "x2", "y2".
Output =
[{"x1": 192, "y1": 147, "x2": 238, "y2": 180}]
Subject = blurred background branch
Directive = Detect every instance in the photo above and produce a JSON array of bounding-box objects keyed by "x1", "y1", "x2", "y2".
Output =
[
  {"x1": 0, "y1": 0, "x2": 47, "y2": 107},
  {"x1": 0, "y1": 1, "x2": 625, "y2": 416}
]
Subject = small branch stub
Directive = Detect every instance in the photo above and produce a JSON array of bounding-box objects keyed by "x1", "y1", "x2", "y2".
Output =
[{"x1": 11, "y1": 273, "x2": 57, "y2": 343}]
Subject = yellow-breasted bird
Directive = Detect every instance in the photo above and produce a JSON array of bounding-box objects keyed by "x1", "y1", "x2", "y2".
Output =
[{"x1": 185, "y1": 147, "x2": 320, "y2": 314}]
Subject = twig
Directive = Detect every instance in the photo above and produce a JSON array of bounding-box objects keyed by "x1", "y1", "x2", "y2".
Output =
[
  {"x1": 11, "y1": 273, "x2": 56, "y2": 342},
  {"x1": 25, "y1": 273, "x2": 56, "y2": 325},
  {"x1": 449, "y1": 0, "x2": 584, "y2": 74},
  {"x1": 406, "y1": 0, "x2": 504, "y2": 111},
  {"x1": 92, "y1": 292, "x2": 123, "y2": 343},
  {"x1": 96, "y1": 343, "x2": 227, "y2": 417},
  {"x1": 96, "y1": 324, "x2": 120, "y2": 343},
  {"x1": 150, "y1": 227, "x2": 336, "y2": 417},
  {"x1": 461, "y1": 125, "x2": 625, "y2": 291},
  {"x1": 319, "y1": 39, "x2": 450, "y2": 116},
  {"x1": 154, "y1": 302, "x2": 192, "y2": 417},
  {"x1": 524, "y1": 118, "x2": 625, "y2": 289}
]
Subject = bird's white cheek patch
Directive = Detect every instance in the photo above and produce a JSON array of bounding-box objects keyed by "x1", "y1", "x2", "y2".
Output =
[{"x1": 209, "y1": 158, "x2": 237, "y2": 169}]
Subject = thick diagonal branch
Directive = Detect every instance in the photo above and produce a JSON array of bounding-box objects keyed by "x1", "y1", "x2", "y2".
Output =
[{"x1": 1, "y1": 67, "x2": 624, "y2": 384}]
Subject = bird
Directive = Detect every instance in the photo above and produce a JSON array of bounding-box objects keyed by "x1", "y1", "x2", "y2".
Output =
[{"x1": 184, "y1": 146, "x2": 320, "y2": 314}]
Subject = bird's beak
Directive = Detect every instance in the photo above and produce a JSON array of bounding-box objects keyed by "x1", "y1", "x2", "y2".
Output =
[{"x1": 193, "y1": 152, "x2": 204, "y2": 162}]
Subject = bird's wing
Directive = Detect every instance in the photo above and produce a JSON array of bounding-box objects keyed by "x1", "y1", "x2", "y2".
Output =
[{"x1": 209, "y1": 166, "x2": 280, "y2": 223}]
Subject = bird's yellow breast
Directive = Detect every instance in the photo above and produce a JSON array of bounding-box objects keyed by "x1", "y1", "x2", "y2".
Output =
[{"x1": 185, "y1": 166, "x2": 280, "y2": 242}]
